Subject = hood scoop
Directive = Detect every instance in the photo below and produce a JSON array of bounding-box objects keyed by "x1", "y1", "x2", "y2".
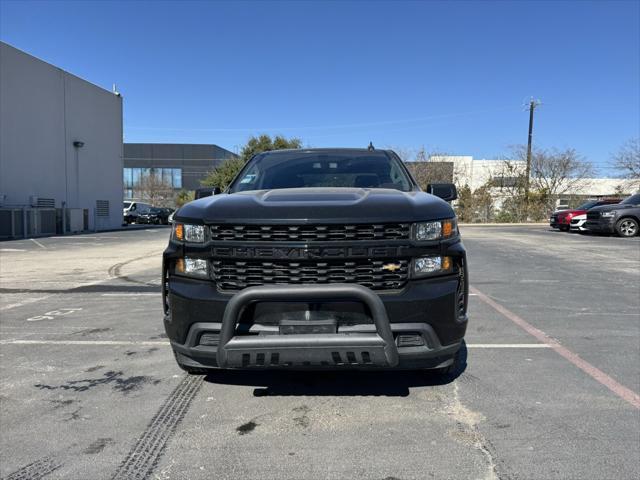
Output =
[{"x1": 259, "y1": 188, "x2": 369, "y2": 205}]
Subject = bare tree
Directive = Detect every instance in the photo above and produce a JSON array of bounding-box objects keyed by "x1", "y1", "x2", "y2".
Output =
[
  {"x1": 387, "y1": 146, "x2": 456, "y2": 189},
  {"x1": 387, "y1": 146, "x2": 415, "y2": 162},
  {"x1": 529, "y1": 147, "x2": 594, "y2": 197},
  {"x1": 406, "y1": 161, "x2": 454, "y2": 189},
  {"x1": 491, "y1": 146, "x2": 594, "y2": 221},
  {"x1": 134, "y1": 170, "x2": 174, "y2": 206},
  {"x1": 611, "y1": 138, "x2": 640, "y2": 183}
]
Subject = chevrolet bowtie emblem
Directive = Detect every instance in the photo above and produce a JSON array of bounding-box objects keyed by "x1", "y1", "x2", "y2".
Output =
[{"x1": 381, "y1": 263, "x2": 401, "y2": 272}]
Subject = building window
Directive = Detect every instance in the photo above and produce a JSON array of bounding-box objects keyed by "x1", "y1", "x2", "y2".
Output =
[
  {"x1": 162, "y1": 168, "x2": 172, "y2": 186},
  {"x1": 123, "y1": 167, "x2": 183, "y2": 189},
  {"x1": 123, "y1": 168, "x2": 133, "y2": 188},
  {"x1": 172, "y1": 169, "x2": 182, "y2": 189},
  {"x1": 490, "y1": 176, "x2": 519, "y2": 188},
  {"x1": 132, "y1": 168, "x2": 141, "y2": 187}
]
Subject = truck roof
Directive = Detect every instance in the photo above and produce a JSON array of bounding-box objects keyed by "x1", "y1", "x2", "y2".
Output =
[{"x1": 260, "y1": 148, "x2": 392, "y2": 156}]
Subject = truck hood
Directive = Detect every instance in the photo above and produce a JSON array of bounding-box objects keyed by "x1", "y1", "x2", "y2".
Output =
[{"x1": 176, "y1": 188, "x2": 455, "y2": 224}]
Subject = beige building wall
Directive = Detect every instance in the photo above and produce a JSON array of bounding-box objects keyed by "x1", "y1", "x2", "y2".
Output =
[{"x1": 0, "y1": 42, "x2": 123, "y2": 230}]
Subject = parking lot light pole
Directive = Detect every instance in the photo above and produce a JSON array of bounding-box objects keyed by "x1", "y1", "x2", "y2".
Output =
[{"x1": 524, "y1": 98, "x2": 540, "y2": 220}]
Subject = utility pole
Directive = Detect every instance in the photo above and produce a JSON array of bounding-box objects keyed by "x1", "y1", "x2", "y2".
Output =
[{"x1": 524, "y1": 98, "x2": 540, "y2": 219}]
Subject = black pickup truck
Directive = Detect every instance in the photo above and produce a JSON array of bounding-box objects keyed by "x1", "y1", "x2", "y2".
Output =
[{"x1": 163, "y1": 148, "x2": 468, "y2": 375}]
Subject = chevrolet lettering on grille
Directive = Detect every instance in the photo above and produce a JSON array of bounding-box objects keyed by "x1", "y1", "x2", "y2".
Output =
[{"x1": 211, "y1": 246, "x2": 409, "y2": 259}]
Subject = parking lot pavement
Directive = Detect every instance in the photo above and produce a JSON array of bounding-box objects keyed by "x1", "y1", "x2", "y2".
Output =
[{"x1": 1, "y1": 225, "x2": 638, "y2": 479}]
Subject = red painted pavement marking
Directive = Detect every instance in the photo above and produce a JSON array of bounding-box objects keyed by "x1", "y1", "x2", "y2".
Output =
[{"x1": 470, "y1": 286, "x2": 640, "y2": 409}]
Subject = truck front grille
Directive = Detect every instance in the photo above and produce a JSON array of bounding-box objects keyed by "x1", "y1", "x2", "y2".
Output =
[
  {"x1": 211, "y1": 259, "x2": 409, "y2": 291},
  {"x1": 210, "y1": 223, "x2": 410, "y2": 242}
]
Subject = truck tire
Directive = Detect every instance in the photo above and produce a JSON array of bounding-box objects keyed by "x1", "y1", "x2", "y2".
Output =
[
  {"x1": 173, "y1": 349, "x2": 210, "y2": 375},
  {"x1": 615, "y1": 218, "x2": 639, "y2": 237}
]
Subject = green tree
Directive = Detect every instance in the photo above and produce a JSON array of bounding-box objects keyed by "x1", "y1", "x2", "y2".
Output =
[
  {"x1": 239, "y1": 134, "x2": 303, "y2": 163},
  {"x1": 175, "y1": 189, "x2": 194, "y2": 207},
  {"x1": 201, "y1": 134, "x2": 303, "y2": 190},
  {"x1": 455, "y1": 183, "x2": 495, "y2": 223},
  {"x1": 455, "y1": 185, "x2": 473, "y2": 222},
  {"x1": 200, "y1": 157, "x2": 246, "y2": 191},
  {"x1": 473, "y1": 184, "x2": 495, "y2": 222}
]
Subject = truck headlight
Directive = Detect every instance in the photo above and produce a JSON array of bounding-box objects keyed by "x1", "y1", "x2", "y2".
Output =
[
  {"x1": 173, "y1": 223, "x2": 205, "y2": 243},
  {"x1": 176, "y1": 257, "x2": 209, "y2": 278},
  {"x1": 413, "y1": 256, "x2": 453, "y2": 278},
  {"x1": 413, "y1": 219, "x2": 457, "y2": 241},
  {"x1": 601, "y1": 211, "x2": 616, "y2": 218}
]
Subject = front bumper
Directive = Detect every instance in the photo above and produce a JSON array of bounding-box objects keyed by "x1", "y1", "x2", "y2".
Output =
[
  {"x1": 570, "y1": 216, "x2": 587, "y2": 231},
  {"x1": 165, "y1": 275, "x2": 467, "y2": 370},
  {"x1": 585, "y1": 218, "x2": 615, "y2": 233},
  {"x1": 219, "y1": 284, "x2": 399, "y2": 368}
]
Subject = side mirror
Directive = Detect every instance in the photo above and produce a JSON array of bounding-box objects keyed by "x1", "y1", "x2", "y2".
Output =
[
  {"x1": 195, "y1": 187, "x2": 221, "y2": 199},
  {"x1": 426, "y1": 183, "x2": 458, "y2": 202}
]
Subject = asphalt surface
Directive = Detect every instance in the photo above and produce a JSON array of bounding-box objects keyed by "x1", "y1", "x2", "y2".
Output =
[{"x1": 0, "y1": 225, "x2": 638, "y2": 480}]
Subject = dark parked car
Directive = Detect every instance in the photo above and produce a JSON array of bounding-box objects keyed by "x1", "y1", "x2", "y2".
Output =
[
  {"x1": 585, "y1": 193, "x2": 640, "y2": 237},
  {"x1": 138, "y1": 207, "x2": 173, "y2": 225},
  {"x1": 550, "y1": 198, "x2": 622, "y2": 232},
  {"x1": 163, "y1": 148, "x2": 468, "y2": 375}
]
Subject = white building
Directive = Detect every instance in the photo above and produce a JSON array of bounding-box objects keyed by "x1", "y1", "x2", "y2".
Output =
[
  {"x1": 432, "y1": 155, "x2": 637, "y2": 208},
  {"x1": 0, "y1": 42, "x2": 123, "y2": 236}
]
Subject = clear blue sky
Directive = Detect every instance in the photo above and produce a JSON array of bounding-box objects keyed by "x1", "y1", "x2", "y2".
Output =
[{"x1": 1, "y1": 0, "x2": 638, "y2": 174}]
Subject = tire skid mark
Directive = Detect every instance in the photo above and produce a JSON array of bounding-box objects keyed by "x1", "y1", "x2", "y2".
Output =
[
  {"x1": 3, "y1": 456, "x2": 62, "y2": 480},
  {"x1": 111, "y1": 374, "x2": 204, "y2": 480},
  {"x1": 107, "y1": 252, "x2": 163, "y2": 287}
]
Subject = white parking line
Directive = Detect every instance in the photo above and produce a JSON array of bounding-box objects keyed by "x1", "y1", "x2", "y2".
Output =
[
  {"x1": 472, "y1": 286, "x2": 640, "y2": 409},
  {"x1": 467, "y1": 344, "x2": 551, "y2": 348},
  {"x1": 0, "y1": 296, "x2": 54, "y2": 312},
  {"x1": 0, "y1": 340, "x2": 169, "y2": 346},
  {"x1": 30, "y1": 238, "x2": 47, "y2": 249},
  {"x1": 101, "y1": 293, "x2": 159, "y2": 297}
]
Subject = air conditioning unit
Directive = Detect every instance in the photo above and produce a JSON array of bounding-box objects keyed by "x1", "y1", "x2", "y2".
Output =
[
  {"x1": 29, "y1": 195, "x2": 39, "y2": 207},
  {"x1": 66, "y1": 208, "x2": 84, "y2": 233}
]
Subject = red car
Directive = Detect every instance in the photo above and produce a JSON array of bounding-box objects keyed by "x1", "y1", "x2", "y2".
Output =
[{"x1": 550, "y1": 198, "x2": 622, "y2": 231}]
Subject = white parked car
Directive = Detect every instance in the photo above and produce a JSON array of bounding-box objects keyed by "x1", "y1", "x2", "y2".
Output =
[
  {"x1": 123, "y1": 201, "x2": 152, "y2": 224},
  {"x1": 569, "y1": 213, "x2": 588, "y2": 232}
]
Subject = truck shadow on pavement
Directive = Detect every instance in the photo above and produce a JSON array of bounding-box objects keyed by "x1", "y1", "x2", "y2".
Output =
[
  {"x1": 0, "y1": 285, "x2": 159, "y2": 294},
  {"x1": 203, "y1": 343, "x2": 467, "y2": 397}
]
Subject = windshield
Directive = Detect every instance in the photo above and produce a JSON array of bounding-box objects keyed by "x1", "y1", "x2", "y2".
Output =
[
  {"x1": 123, "y1": 202, "x2": 131, "y2": 209},
  {"x1": 229, "y1": 150, "x2": 413, "y2": 193},
  {"x1": 621, "y1": 194, "x2": 640, "y2": 205},
  {"x1": 578, "y1": 201, "x2": 598, "y2": 210}
]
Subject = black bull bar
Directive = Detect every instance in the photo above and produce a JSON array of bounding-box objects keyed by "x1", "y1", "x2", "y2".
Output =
[{"x1": 217, "y1": 284, "x2": 400, "y2": 368}]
